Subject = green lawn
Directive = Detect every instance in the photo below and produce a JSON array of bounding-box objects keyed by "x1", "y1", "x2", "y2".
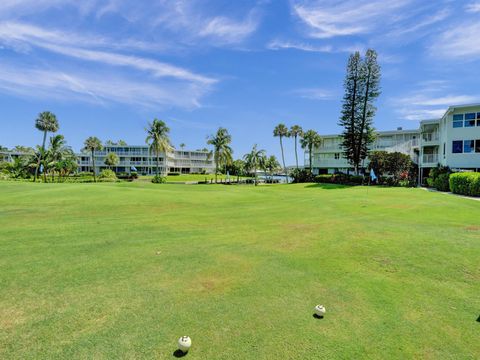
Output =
[{"x1": 0, "y1": 182, "x2": 479, "y2": 359}]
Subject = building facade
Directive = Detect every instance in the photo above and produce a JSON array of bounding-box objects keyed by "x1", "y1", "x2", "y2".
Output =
[
  {"x1": 77, "y1": 145, "x2": 214, "y2": 175},
  {"x1": 312, "y1": 104, "x2": 480, "y2": 178}
]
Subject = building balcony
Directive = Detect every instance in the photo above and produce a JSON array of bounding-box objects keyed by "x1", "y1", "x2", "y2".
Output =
[
  {"x1": 421, "y1": 133, "x2": 439, "y2": 145},
  {"x1": 422, "y1": 154, "x2": 438, "y2": 165}
]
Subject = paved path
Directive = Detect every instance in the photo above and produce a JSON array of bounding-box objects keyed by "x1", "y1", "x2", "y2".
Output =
[{"x1": 421, "y1": 187, "x2": 480, "y2": 201}]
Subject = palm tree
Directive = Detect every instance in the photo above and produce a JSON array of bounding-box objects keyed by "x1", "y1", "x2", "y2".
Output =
[
  {"x1": 34, "y1": 111, "x2": 59, "y2": 182},
  {"x1": 273, "y1": 124, "x2": 289, "y2": 176},
  {"x1": 207, "y1": 128, "x2": 233, "y2": 183},
  {"x1": 179, "y1": 143, "x2": 186, "y2": 150},
  {"x1": 145, "y1": 119, "x2": 171, "y2": 175},
  {"x1": 266, "y1": 155, "x2": 280, "y2": 182},
  {"x1": 83, "y1": 136, "x2": 103, "y2": 182},
  {"x1": 243, "y1": 144, "x2": 266, "y2": 186},
  {"x1": 289, "y1": 125, "x2": 303, "y2": 170},
  {"x1": 300, "y1": 130, "x2": 322, "y2": 173},
  {"x1": 104, "y1": 152, "x2": 119, "y2": 170},
  {"x1": 46, "y1": 134, "x2": 67, "y2": 182}
]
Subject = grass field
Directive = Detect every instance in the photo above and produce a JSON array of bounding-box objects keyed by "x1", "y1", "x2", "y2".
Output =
[
  {"x1": 0, "y1": 181, "x2": 479, "y2": 359},
  {"x1": 136, "y1": 174, "x2": 250, "y2": 183}
]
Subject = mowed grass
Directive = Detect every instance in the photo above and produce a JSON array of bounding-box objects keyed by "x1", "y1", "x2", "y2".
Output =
[{"x1": 0, "y1": 182, "x2": 479, "y2": 359}]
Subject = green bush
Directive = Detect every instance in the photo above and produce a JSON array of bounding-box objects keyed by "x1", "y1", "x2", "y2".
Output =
[
  {"x1": 449, "y1": 172, "x2": 480, "y2": 197},
  {"x1": 151, "y1": 174, "x2": 167, "y2": 184},
  {"x1": 314, "y1": 174, "x2": 364, "y2": 185},
  {"x1": 168, "y1": 172, "x2": 180, "y2": 176},
  {"x1": 433, "y1": 173, "x2": 450, "y2": 192},
  {"x1": 290, "y1": 169, "x2": 315, "y2": 183},
  {"x1": 98, "y1": 169, "x2": 117, "y2": 182},
  {"x1": 426, "y1": 177, "x2": 434, "y2": 187}
]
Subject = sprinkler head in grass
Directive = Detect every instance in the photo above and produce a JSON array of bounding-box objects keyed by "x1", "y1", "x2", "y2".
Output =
[
  {"x1": 178, "y1": 336, "x2": 192, "y2": 353},
  {"x1": 314, "y1": 305, "x2": 326, "y2": 318}
]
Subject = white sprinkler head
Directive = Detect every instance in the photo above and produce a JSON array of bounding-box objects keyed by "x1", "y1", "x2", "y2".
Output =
[
  {"x1": 314, "y1": 305, "x2": 326, "y2": 317},
  {"x1": 178, "y1": 336, "x2": 192, "y2": 353}
]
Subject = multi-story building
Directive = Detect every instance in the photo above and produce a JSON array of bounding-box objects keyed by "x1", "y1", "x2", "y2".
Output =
[
  {"x1": 311, "y1": 104, "x2": 480, "y2": 180},
  {"x1": 77, "y1": 145, "x2": 214, "y2": 175}
]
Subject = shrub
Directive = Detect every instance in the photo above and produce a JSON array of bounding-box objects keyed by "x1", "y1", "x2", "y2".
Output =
[
  {"x1": 433, "y1": 173, "x2": 450, "y2": 192},
  {"x1": 315, "y1": 174, "x2": 333, "y2": 183},
  {"x1": 168, "y1": 172, "x2": 180, "y2": 176},
  {"x1": 426, "y1": 177, "x2": 434, "y2": 187},
  {"x1": 314, "y1": 173, "x2": 365, "y2": 185},
  {"x1": 290, "y1": 169, "x2": 315, "y2": 183},
  {"x1": 449, "y1": 172, "x2": 480, "y2": 197},
  {"x1": 98, "y1": 169, "x2": 117, "y2": 182},
  {"x1": 151, "y1": 174, "x2": 167, "y2": 184}
]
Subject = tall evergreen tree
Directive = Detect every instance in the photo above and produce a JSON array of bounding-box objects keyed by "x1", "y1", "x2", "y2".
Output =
[
  {"x1": 339, "y1": 52, "x2": 364, "y2": 175},
  {"x1": 339, "y1": 50, "x2": 381, "y2": 175},
  {"x1": 358, "y1": 49, "x2": 381, "y2": 165}
]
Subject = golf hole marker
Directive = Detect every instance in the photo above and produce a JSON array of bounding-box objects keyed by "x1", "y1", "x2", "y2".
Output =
[
  {"x1": 178, "y1": 336, "x2": 192, "y2": 353},
  {"x1": 314, "y1": 305, "x2": 326, "y2": 317}
]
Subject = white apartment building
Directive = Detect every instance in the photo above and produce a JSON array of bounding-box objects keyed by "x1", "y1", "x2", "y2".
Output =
[
  {"x1": 312, "y1": 104, "x2": 480, "y2": 180},
  {"x1": 77, "y1": 145, "x2": 214, "y2": 175}
]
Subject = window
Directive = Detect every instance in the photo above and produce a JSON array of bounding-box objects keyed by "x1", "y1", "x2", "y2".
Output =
[
  {"x1": 477, "y1": 113, "x2": 480, "y2": 126},
  {"x1": 464, "y1": 140, "x2": 475, "y2": 153},
  {"x1": 443, "y1": 143, "x2": 446, "y2": 157},
  {"x1": 465, "y1": 113, "x2": 476, "y2": 127},
  {"x1": 334, "y1": 153, "x2": 340, "y2": 160},
  {"x1": 476, "y1": 140, "x2": 480, "y2": 153},
  {"x1": 452, "y1": 140, "x2": 463, "y2": 153},
  {"x1": 453, "y1": 114, "x2": 463, "y2": 128}
]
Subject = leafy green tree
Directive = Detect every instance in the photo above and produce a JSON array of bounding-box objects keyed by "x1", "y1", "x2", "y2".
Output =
[
  {"x1": 34, "y1": 111, "x2": 59, "y2": 182},
  {"x1": 104, "y1": 152, "x2": 119, "y2": 170},
  {"x1": 145, "y1": 119, "x2": 171, "y2": 175},
  {"x1": 207, "y1": 127, "x2": 233, "y2": 183},
  {"x1": 273, "y1": 124, "x2": 289, "y2": 176},
  {"x1": 300, "y1": 130, "x2": 322, "y2": 173},
  {"x1": 83, "y1": 136, "x2": 103, "y2": 182},
  {"x1": 289, "y1": 125, "x2": 303, "y2": 170},
  {"x1": 230, "y1": 159, "x2": 245, "y2": 182},
  {"x1": 46, "y1": 134, "x2": 68, "y2": 181},
  {"x1": 243, "y1": 144, "x2": 266, "y2": 186},
  {"x1": 265, "y1": 155, "x2": 280, "y2": 182}
]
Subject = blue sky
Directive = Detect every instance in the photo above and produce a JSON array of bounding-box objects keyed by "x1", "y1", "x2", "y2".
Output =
[{"x1": 1, "y1": 0, "x2": 480, "y2": 165}]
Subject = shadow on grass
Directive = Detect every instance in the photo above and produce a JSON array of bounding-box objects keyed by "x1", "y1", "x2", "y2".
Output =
[
  {"x1": 477, "y1": 315, "x2": 480, "y2": 323},
  {"x1": 304, "y1": 183, "x2": 353, "y2": 190},
  {"x1": 173, "y1": 350, "x2": 187, "y2": 358},
  {"x1": 312, "y1": 314, "x2": 324, "y2": 319}
]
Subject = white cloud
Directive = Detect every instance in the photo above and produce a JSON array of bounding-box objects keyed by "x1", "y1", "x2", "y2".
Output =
[
  {"x1": 199, "y1": 14, "x2": 259, "y2": 44},
  {"x1": 393, "y1": 82, "x2": 479, "y2": 121},
  {"x1": 291, "y1": 0, "x2": 411, "y2": 38},
  {"x1": 465, "y1": 1, "x2": 480, "y2": 13},
  {"x1": 292, "y1": 88, "x2": 335, "y2": 101},
  {"x1": 0, "y1": 62, "x2": 209, "y2": 109},
  {"x1": 267, "y1": 39, "x2": 333, "y2": 52},
  {"x1": 430, "y1": 22, "x2": 480, "y2": 59}
]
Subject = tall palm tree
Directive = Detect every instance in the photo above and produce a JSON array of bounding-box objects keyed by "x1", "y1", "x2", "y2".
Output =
[
  {"x1": 46, "y1": 134, "x2": 67, "y2": 182},
  {"x1": 34, "y1": 111, "x2": 59, "y2": 182},
  {"x1": 83, "y1": 136, "x2": 103, "y2": 182},
  {"x1": 243, "y1": 144, "x2": 266, "y2": 186},
  {"x1": 145, "y1": 119, "x2": 171, "y2": 175},
  {"x1": 207, "y1": 127, "x2": 233, "y2": 183},
  {"x1": 273, "y1": 124, "x2": 289, "y2": 176},
  {"x1": 300, "y1": 130, "x2": 322, "y2": 173},
  {"x1": 289, "y1": 125, "x2": 303, "y2": 170}
]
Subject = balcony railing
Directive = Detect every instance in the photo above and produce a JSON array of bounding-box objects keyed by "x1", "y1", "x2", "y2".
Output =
[
  {"x1": 422, "y1": 133, "x2": 439, "y2": 142},
  {"x1": 422, "y1": 154, "x2": 438, "y2": 164}
]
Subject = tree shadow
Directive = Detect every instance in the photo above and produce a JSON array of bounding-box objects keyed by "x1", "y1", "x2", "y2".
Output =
[
  {"x1": 476, "y1": 315, "x2": 480, "y2": 323},
  {"x1": 173, "y1": 350, "x2": 187, "y2": 358},
  {"x1": 312, "y1": 314, "x2": 324, "y2": 319},
  {"x1": 305, "y1": 183, "x2": 353, "y2": 190}
]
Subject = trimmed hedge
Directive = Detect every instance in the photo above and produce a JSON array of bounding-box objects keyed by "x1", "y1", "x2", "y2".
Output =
[
  {"x1": 449, "y1": 172, "x2": 480, "y2": 197},
  {"x1": 315, "y1": 174, "x2": 364, "y2": 185},
  {"x1": 151, "y1": 174, "x2": 167, "y2": 184},
  {"x1": 433, "y1": 173, "x2": 450, "y2": 192}
]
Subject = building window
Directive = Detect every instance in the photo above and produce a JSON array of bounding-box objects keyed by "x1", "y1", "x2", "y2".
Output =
[
  {"x1": 443, "y1": 143, "x2": 446, "y2": 157},
  {"x1": 452, "y1": 140, "x2": 463, "y2": 153},
  {"x1": 453, "y1": 114, "x2": 463, "y2": 128},
  {"x1": 465, "y1": 113, "x2": 476, "y2": 127},
  {"x1": 476, "y1": 140, "x2": 480, "y2": 153},
  {"x1": 334, "y1": 153, "x2": 340, "y2": 159},
  {"x1": 477, "y1": 113, "x2": 480, "y2": 126},
  {"x1": 464, "y1": 140, "x2": 475, "y2": 153}
]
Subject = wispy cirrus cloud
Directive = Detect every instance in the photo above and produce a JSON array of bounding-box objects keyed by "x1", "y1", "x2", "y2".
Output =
[
  {"x1": 267, "y1": 39, "x2": 366, "y2": 54},
  {"x1": 429, "y1": 22, "x2": 480, "y2": 59},
  {"x1": 291, "y1": 0, "x2": 412, "y2": 39},
  {"x1": 392, "y1": 81, "x2": 479, "y2": 121},
  {"x1": 291, "y1": 87, "x2": 336, "y2": 101},
  {"x1": 465, "y1": 1, "x2": 480, "y2": 13}
]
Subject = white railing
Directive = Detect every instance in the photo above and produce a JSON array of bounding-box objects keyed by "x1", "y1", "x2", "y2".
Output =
[
  {"x1": 422, "y1": 133, "x2": 439, "y2": 142},
  {"x1": 423, "y1": 154, "x2": 438, "y2": 164}
]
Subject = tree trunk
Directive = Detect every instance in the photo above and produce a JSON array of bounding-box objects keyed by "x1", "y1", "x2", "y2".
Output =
[
  {"x1": 34, "y1": 131, "x2": 47, "y2": 182},
  {"x1": 294, "y1": 135, "x2": 299, "y2": 170},
  {"x1": 92, "y1": 149, "x2": 97, "y2": 182},
  {"x1": 156, "y1": 150, "x2": 160, "y2": 176},
  {"x1": 254, "y1": 165, "x2": 257, "y2": 186},
  {"x1": 214, "y1": 153, "x2": 218, "y2": 184},
  {"x1": 280, "y1": 136, "x2": 286, "y2": 176},
  {"x1": 309, "y1": 145, "x2": 313, "y2": 173},
  {"x1": 358, "y1": 68, "x2": 372, "y2": 176}
]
